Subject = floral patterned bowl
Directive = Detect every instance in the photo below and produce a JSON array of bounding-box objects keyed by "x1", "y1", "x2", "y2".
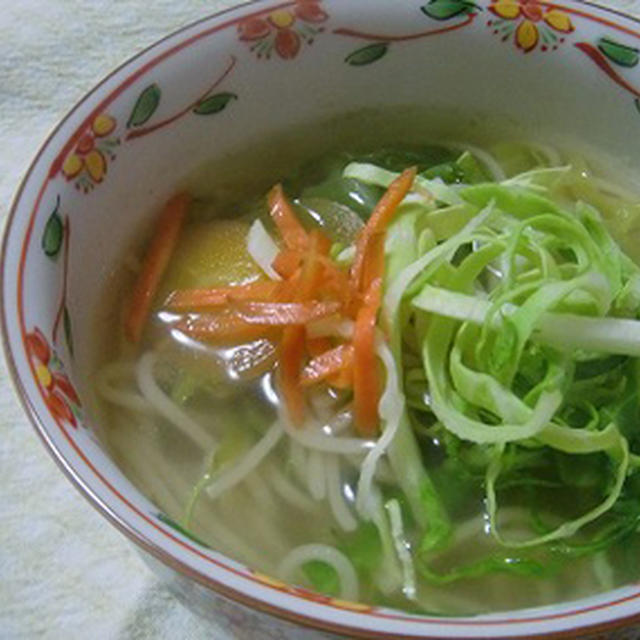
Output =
[{"x1": 3, "y1": 0, "x2": 640, "y2": 638}]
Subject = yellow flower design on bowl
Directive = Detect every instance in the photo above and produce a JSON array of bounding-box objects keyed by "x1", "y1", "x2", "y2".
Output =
[
  {"x1": 238, "y1": 0, "x2": 328, "y2": 60},
  {"x1": 62, "y1": 114, "x2": 119, "y2": 192},
  {"x1": 488, "y1": 0, "x2": 573, "y2": 52}
]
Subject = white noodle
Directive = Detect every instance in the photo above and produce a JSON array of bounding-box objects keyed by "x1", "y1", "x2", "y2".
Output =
[
  {"x1": 206, "y1": 422, "x2": 283, "y2": 500},
  {"x1": 267, "y1": 465, "x2": 316, "y2": 513},
  {"x1": 346, "y1": 454, "x2": 396, "y2": 484},
  {"x1": 136, "y1": 352, "x2": 216, "y2": 451},
  {"x1": 325, "y1": 455, "x2": 358, "y2": 532},
  {"x1": 307, "y1": 450, "x2": 327, "y2": 501},
  {"x1": 386, "y1": 499, "x2": 417, "y2": 601},
  {"x1": 282, "y1": 417, "x2": 374, "y2": 454},
  {"x1": 281, "y1": 405, "x2": 374, "y2": 454},
  {"x1": 109, "y1": 423, "x2": 271, "y2": 567},
  {"x1": 356, "y1": 337, "x2": 404, "y2": 518},
  {"x1": 96, "y1": 360, "x2": 153, "y2": 414},
  {"x1": 288, "y1": 439, "x2": 309, "y2": 486},
  {"x1": 368, "y1": 487, "x2": 403, "y2": 595},
  {"x1": 278, "y1": 544, "x2": 359, "y2": 601}
]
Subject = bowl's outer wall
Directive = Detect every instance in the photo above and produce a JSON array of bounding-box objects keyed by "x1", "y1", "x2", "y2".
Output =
[{"x1": 4, "y1": 0, "x2": 640, "y2": 637}]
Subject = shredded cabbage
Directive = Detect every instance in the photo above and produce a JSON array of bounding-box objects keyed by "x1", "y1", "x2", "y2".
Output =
[{"x1": 360, "y1": 150, "x2": 640, "y2": 587}]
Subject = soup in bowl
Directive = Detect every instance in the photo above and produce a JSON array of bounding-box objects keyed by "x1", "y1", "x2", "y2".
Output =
[{"x1": 4, "y1": 0, "x2": 640, "y2": 637}]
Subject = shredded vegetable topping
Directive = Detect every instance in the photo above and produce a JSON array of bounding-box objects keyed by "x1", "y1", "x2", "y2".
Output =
[{"x1": 101, "y1": 142, "x2": 640, "y2": 615}]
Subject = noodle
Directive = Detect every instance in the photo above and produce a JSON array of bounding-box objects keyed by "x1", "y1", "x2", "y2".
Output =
[
  {"x1": 325, "y1": 455, "x2": 358, "y2": 532},
  {"x1": 205, "y1": 422, "x2": 282, "y2": 500},
  {"x1": 136, "y1": 352, "x2": 216, "y2": 451},
  {"x1": 278, "y1": 544, "x2": 359, "y2": 601}
]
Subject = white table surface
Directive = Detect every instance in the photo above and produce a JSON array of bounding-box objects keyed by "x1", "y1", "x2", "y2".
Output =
[{"x1": 2, "y1": 1, "x2": 640, "y2": 639}]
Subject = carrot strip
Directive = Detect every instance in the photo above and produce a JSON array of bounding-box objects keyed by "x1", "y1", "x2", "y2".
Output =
[
  {"x1": 165, "y1": 280, "x2": 278, "y2": 310},
  {"x1": 125, "y1": 192, "x2": 191, "y2": 343},
  {"x1": 318, "y1": 256, "x2": 350, "y2": 307},
  {"x1": 359, "y1": 232, "x2": 387, "y2": 303},
  {"x1": 274, "y1": 229, "x2": 331, "y2": 424},
  {"x1": 233, "y1": 300, "x2": 341, "y2": 325},
  {"x1": 279, "y1": 325, "x2": 307, "y2": 426},
  {"x1": 274, "y1": 271, "x2": 302, "y2": 302},
  {"x1": 312, "y1": 230, "x2": 332, "y2": 255},
  {"x1": 306, "y1": 337, "x2": 333, "y2": 357},
  {"x1": 297, "y1": 230, "x2": 332, "y2": 301},
  {"x1": 173, "y1": 311, "x2": 269, "y2": 342},
  {"x1": 178, "y1": 301, "x2": 341, "y2": 339},
  {"x1": 300, "y1": 344, "x2": 354, "y2": 386},
  {"x1": 353, "y1": 278, "x2": 383, "y2": 436},
  {"x1": 327, "y1": 366, "x2": 353, "y2": 390},
  {"x1": 306, "y1": 337, "x2": 355, "y2": 388},
  {"x1": 349, "y1": 167, "x2": 417, "y2": 299},
  {"x1": 268, "y1": 184, "x2": 309, "y2": 251},
  {"x1": 272, "y1": 249, "x2": 302, "y2": 279}
]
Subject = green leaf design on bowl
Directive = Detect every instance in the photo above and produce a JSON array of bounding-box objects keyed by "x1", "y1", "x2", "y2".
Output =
[
  {"x1": 421, "y1": 0, "x2": 477, "y2": 20},
  {"x1": 345, "y1": 43, "x2": 389, "y2": 66},
  {"x1": 598, "y1": 37, "x2": 639, "y2": 67},
  {"x1": 128, "y1": 84, "x2": 161, "y2": 128},
  {"x1": 193, "y1": 92, "x2": 237, "y2": 115},
  {"x1": 42, "y1": 197, "x2": 63, "y2": 258}
]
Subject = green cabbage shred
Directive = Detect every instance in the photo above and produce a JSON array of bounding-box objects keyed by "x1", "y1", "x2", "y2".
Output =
[{"x1": 338, "y1": 148, "x2": 640, "y2": 591}]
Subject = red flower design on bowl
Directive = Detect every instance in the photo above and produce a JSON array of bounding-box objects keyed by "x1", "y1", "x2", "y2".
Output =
[
  {"x1": 26, "y1": 327, "x2": 81, "y2": 428},
  {"x1": 238, "y1": 1, "x2": 328, "y2": 60}
]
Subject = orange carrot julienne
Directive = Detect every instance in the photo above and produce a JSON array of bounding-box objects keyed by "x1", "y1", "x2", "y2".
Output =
[
  {"x1": 353, "y1": 277, "x2": 383, "y2": 436},
  {"x1": 154, "y1": 172, "x2": 414, "y2": 427},
  {"x1": 327, "y1": 365, "x2": 354, "y2": 390},
  {"x1": 306, "y1": 336, "x2": 333, "y2": 358},
  {"x1": 350, "y1": 167, "x2": 417, "y2": 300},
  {"x1": 273, "y1": 226, "x2": 331, "y2": 425},
  {"x1": 272, "y1": 249, "x2": 302, "y2": 279},
  {"x1": 125, "y1": 192, "x2": 191, "y2": 343},
  {"x1": 173, "y1": 310, "x2": 270, "y2": 343},
  {"x1": 165, "y1": 280, "x2": 279, "y2": 310},
  {"x1": 358, "y1": 232, "x2": 386, "y2": 310},
  {"x1": 274, "y1": 271, "x2": 303, "y2": 303},
  {"x1": 297, "y1": 230, "x2": 332, "y2": 301},
  {"x1": 318, "y1": 256, "x2": 350, "y2": 307},
  {"x1": 177, "y1": 301, "x2": 340, "y2": 340},
  {"x1": 268, "y1": 184, "x2": 309, "y2": 251},
  {"x1": 309, "y1": 338, "x2": 354, "y2": 386},
  {"x1": 312, "y1": 229, "x2": 332, "y2": 255},
  {"x1": 300, "y1": 343, "x2": 354, "y2": 386},
  {"x1": 233, "y1": 300, "x2": 341, "y2": 325},
  {"x1": 279, "y1": 325, "x2": 307, "y2": 426}
]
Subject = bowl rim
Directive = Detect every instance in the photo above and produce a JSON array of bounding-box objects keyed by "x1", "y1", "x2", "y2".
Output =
[{"x1": 3, "y1": 1, "x2": 640, "y2": 637}]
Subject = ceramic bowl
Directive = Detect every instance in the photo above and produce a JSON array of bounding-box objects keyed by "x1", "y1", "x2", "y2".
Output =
[{"x1": 3, "y1": 0, "x2": 640, "y2": 637}]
